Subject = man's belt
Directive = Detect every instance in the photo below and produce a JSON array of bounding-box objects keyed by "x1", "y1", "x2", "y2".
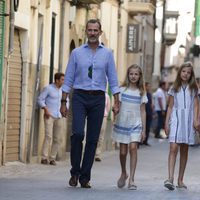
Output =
[{"x1": 75, "y1": 89, "x2": 105, "y2": 96}]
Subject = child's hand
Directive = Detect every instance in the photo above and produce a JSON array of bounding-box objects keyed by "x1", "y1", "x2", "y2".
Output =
[
  {"x1": 112, "y1": 103, "x2": 120, "y2": 116},
  {"x1": 197, "y1": 125, "x2": 200, "y2": 133},
  {"x1": 193, "y1": 120, "x2": 200, "y2": 131},
  {"x1": 164, "y1": 123, "x2": 169, "y2": 136},
  {"x1": 141, "y1": 132, "x2": 146, "y2": 142},
  {"x1": 112, "y1": 107, "x2": 117, "y2": 116}
]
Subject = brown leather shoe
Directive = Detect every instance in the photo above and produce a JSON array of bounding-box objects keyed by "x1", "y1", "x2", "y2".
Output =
[
  {"x1": 69, "y1": 176, "x2": 78, "y2": 187},
  {"x1": 80, "y1": 181, "x2": 91, "y2": 189},
  {"x1": 49, "y1": 160, "x2": 56, "y2": 166},
  {"x1": 41, "y1": 158, "x2": 48, "y2": 165},
  {"x1": 95, "y1": 157, "x2": 101, "y2": 162}
]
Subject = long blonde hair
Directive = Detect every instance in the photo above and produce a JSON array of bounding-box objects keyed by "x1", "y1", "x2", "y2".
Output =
[
  {"x1": 172, "y1": 62, "x2": 198, "y2": 93},
  {"x1": 121, "y1": 64, "x2": 145, "y2": 96}
]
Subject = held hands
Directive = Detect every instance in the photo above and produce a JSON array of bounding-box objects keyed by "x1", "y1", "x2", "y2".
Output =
[{"x1": 112, "y1": 102, "x2": 120, "y2": 116}]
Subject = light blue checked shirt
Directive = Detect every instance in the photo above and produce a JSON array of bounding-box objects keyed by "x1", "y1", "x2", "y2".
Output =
[
  {"x1": 62, "y1": 43, "x2": 120, "y2": 95},
  {"x1": 37, "y1": 83, "x2": 62, "y2": 118}
]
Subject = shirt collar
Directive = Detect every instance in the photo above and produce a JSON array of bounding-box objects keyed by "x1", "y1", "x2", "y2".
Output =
[
  {"x1": 83, "y1": 42, "x2": 104, "y2": 49},
  {"x1": 52, "y1": 83, "x2": 61, "y2": 90}
]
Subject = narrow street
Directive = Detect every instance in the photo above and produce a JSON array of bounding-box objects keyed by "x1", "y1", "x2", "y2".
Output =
[{"x1": 0, "y1": 136, "x2": 200, "y2": 200}]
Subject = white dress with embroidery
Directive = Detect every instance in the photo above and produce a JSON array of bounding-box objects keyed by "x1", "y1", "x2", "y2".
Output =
[
  {"x1": 168, "y1": 86, "x2": 197, "y2": 145},
  {"x1": 112, "y1": 87, "x2": 148, "y2": 144}
]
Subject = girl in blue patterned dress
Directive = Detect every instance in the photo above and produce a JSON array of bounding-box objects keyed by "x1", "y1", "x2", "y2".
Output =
[
  {"x1": 112, "y1": 64, "x2": 147, "y2": 190},
  {"x1": 164, "y1": 62, "x2": 200, "y2": 190}
]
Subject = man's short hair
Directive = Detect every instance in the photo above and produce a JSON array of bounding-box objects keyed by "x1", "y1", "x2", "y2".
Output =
[
  {"x1": 86, "y1": 19, "x2": 102, "y2": 31},
  {"x1": 145, "y1": 82, "x2": 150, "y2": 86},
  {"x1": 159, "y1": 81, "x2": 166, "y2": 87},
  {"x1": 54, "y1": 72, "x2": 64, "y2": 81}
]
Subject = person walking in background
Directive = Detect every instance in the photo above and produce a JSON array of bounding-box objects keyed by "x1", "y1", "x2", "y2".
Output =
[
  {"x1": 38, "y1": 72, "x2": 65, "y2": 166},
  {"x1": 143, "y1": 82, "x2": 153, "y2": 146},
  {"x1": 112, "y1": 64, "x2": 147, "y2": 190},
  {"x1": 154, "y1": 81, "x2": 167, "y2": 138},
  {"x1": 95, "y1": 92, "x2": 111, "y2": 162},
  {"x1": 197, "y1": 79, "x2": 200, "y2": 133},
  {"x1": 164, "y1": 62, "x2": 200, "y2": 190},
  {"x1": 60, "y1": 19, "x2": 120, "y2": 189}
]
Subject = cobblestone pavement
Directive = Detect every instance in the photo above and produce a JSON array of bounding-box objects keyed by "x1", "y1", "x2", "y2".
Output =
[{"x1": 0, "y1": 136, "x2": 200, "y2": 200}]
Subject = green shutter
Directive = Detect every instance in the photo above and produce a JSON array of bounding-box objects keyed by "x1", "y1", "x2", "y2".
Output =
[
  {"x1": 195, "y1": 0, "x2": 200, "y2": 37},
  {"x1": 0, "y1": 0, "x2": 5, "y2": 114}
]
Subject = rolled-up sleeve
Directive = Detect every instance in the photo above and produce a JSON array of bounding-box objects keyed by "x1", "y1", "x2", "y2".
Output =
[
  {"x1": 62, "y1": 51, "x2": 76, "y2": 93},
  {"x1": 107, "y1": 51, "x2": 120, "y2": 95},
  {"x1": 37, "y1": 87, "x2": 48, "y2": 108},
  {"x1": 168, "y1": 87, "x2": 174, "y2": 97}
]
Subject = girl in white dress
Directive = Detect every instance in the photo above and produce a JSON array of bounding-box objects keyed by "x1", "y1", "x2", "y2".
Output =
[
  {"x1": 112, "y1": 64, "x2": 147, "y2": 190},
  {"x1": 164, "y1": 62, "x2": 200, "y2": 190}
]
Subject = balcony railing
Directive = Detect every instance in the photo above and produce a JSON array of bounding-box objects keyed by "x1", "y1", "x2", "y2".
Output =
[
  {"x1": 163, "y1": 33, "x2": 177, "y2": 46},
  {"x1": 126, "y1": 0, "x2": 156, "y2": 16},
  {"x1": 163, "y1": 11, "x2": 179, "y2": 45},
  {"x1": 76, "y1": 0, "x2": 104, "y2": 4}
]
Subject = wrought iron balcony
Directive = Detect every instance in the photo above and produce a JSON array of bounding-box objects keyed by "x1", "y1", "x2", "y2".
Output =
[
  {"x1": 163, "y1": 11, "x2": 179, "y2": 45},
  {"x1": 126, "y1": 0, "x2": 156, "y2": 16},
  {"x1": 71, "y1": 0, "x2": 104, "y2": 5},
  {"x1": 163, "y1": 33, "x2": 177, "y2": 46},
  {"x1": 80, "y1": 0, "x2": 104, "y2": 3}
]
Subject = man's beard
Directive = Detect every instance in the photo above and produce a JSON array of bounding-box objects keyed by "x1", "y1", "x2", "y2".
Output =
[{"x1": 88, "y1": 37, "x2": 98, "y2": 43}]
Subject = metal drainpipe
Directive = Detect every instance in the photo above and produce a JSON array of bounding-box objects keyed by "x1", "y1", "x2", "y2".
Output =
[
  {"x1": 9, "y1": 0, "x2": 14, "y2": 54},
  {"x1": 58, "y1": 0, "x2": 65, "y2": 72},
  {"x1": 19, "y1": 34, "x2": 28, "y2": 163}
]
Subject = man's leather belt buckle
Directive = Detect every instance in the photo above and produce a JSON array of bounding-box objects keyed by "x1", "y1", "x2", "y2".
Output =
[{"x1": 77, "y1": 89, "x2": 104, "y2": 96}]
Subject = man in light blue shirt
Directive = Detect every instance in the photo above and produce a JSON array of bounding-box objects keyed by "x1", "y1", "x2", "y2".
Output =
[
  {"x1": 61, "y1": 19, "x2": 120, "y2": 188},
  {"x1": 38, "y1": 72, "x2": 65, "y2": 165}
]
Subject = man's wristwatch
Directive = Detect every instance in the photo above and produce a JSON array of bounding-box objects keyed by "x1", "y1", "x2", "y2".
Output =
[{"x1": 61, "y1": 99, "x2": 67, "y2": 103}]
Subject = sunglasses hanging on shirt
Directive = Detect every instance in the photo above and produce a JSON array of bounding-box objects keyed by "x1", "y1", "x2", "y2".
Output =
[{"x1": 88, "y1": 65, "x2": 93, "y2": 79}]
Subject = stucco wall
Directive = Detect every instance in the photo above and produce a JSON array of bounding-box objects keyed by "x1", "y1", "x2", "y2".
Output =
[
  {"x1": 117, "y1": 7, "x2": 128, "y2": 84},
  {"x1": 10, "y1": 0, "x2": 67, "y2": 163}
]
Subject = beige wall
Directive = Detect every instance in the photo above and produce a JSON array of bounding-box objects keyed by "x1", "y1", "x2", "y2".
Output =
[
  {"x1": 118, "y1": 3, "x2": 154, "y2": 84},
  {"x1": 144, "y1": 16, "x2": 154, "y2": 82},
  {"x1": 101, "y1": 1, "x2": 118, "y2": 61},
  {"x1": 2, "y1": 0, "x2": 70, "y2": 163},
  {"x1": 1, "y1": 0, "x2": 156, "y2": 165},
  {"x1": 119, "y1": 1, "x2": 155, "y2": 84},
  {"x1": 117, "y1": 7, "x2": 128, "y2": 84},
  {"x1": 74, "y1": 8, "x2": 87, "y2": 45},
  {"x1": 34, "y1": 0, "x2": 66, "y2": 162},
  {"x1": 61, "y1": 2, "x2": 71, "y2": 72}
]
